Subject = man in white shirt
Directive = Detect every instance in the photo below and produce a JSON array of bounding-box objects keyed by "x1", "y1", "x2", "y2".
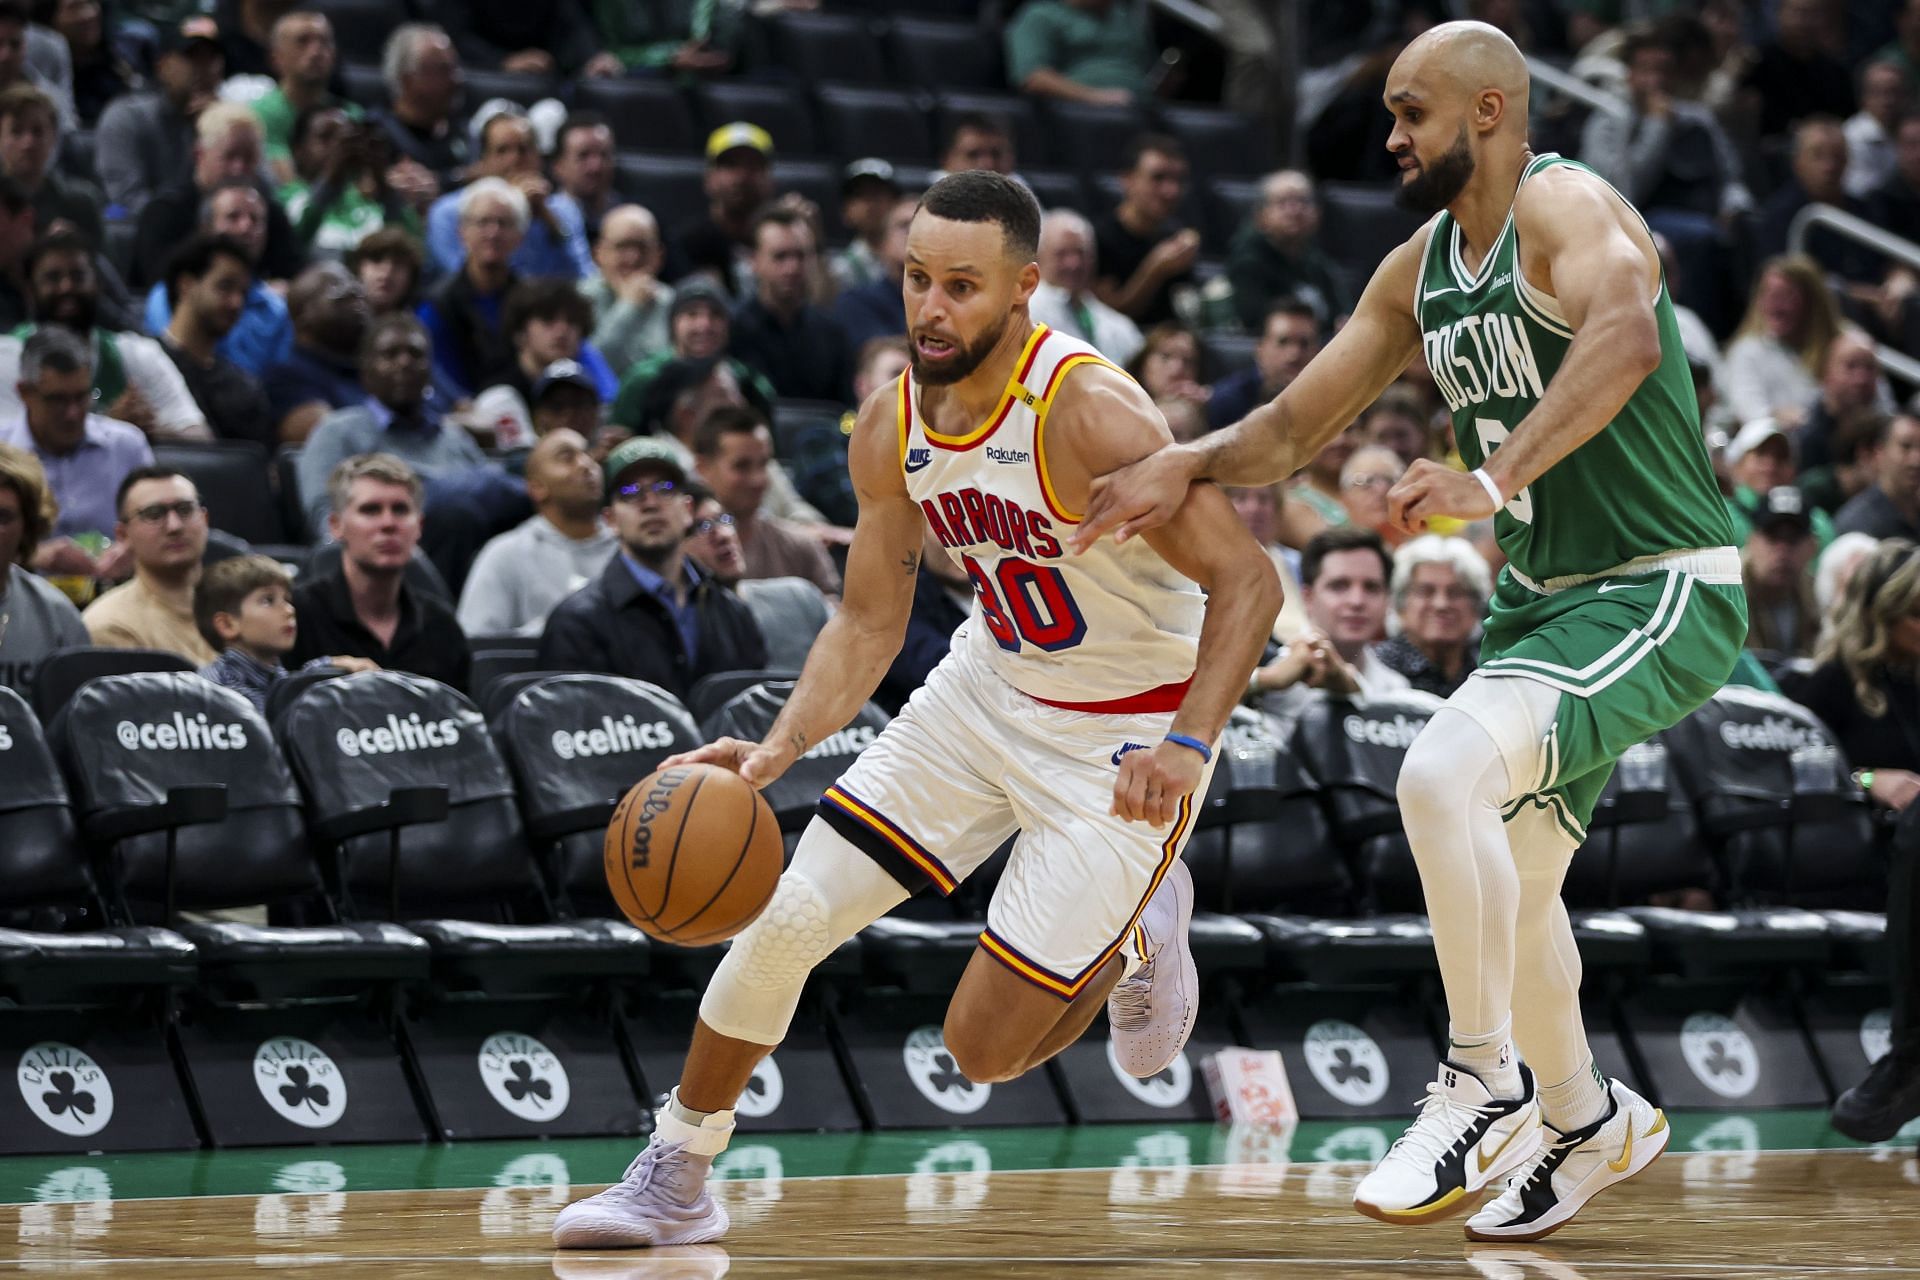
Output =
[
  {"x1": 456, "y1": 426, "x2": 617, "y2": 638},
  {"x1": 1026, "y1": 207, "x2": 1143, "y2": 367}
]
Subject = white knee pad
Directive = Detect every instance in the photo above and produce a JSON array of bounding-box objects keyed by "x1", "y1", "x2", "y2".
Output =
[
  {"x1": 698, "y1": 819, "x2": 911, "y2": 1046},
  {"x1": 729, "y1": 871, "x2": 834, "y2": 992}
]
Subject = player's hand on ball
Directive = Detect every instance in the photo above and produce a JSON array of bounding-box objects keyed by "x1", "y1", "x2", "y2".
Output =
[
  {"x1": 1387, "y1": 458, "x2": 1500, "y2": 533},
  {"x1": 1112, "y1": 740, "x2": 1205, "y2": 828},
  {"x1": 1069, "y1": 445, "x2": 1199, "y2": 553},
  {"x1": 659, "y1": 737, "x2": 792, "y2": 789}
]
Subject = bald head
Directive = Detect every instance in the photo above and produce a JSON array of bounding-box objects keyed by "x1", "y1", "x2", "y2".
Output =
[{"x1": 1389, "y1": 21, "x2": 1530, "y2": 127}]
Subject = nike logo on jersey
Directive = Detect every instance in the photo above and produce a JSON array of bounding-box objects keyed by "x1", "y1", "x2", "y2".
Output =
[
  {"x1": 1111, "y1": 742, "x2": 1150, "y2": 766},
  {"x1": 1595, "y1": 580, "x2": 1649, "y2": 593},
  {"x1": 905, "y1": 448, "x2": 933, "y2": 474}
]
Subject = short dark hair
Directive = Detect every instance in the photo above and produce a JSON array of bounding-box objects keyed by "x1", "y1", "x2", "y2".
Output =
[
  {"x1": 917, "y1": 170, "x2": 1041, "y2": 260},
  {"x1": 693, "y1": 404, "x2": 769, "y2": 459},
  {"x1": 1263, "y1": 300, "x2": 1319, "y2": 333},
  {"x1": 24, "y1": 227, "x2": 93, "y2": 278},
  {"x1": 115, "y1": 465, "x2": 192, "y2": 521},
  {"x1": 1620, "y1": 23, "x2": 1670, "y2": 65},
  {"x1": 1122, "y1": 132, "x2": 1185, "y2": 173},
  {"x1": 749, "y1": 203, "x2": 811, "y2": 252},
  {"x1": 194, "y1": 553, "x2": 293, "y2": 650},
  {"x1": 503, "y1": 277, "x2": 593, "y2": 342},
  {"x1": 1300, "y1": 525, "x2": 1392, "y2": 589},
  {"x1": 0, "y1": 82, "x2": 56, "y2": 130},
  {"x1": 345, "y1": 224, "x2": 425, "y2": 281},
  {"x1": 359, "y1": 310, "x2": 427, "y2": 361},
  {"x1": 163, "y1": 232, "x2": 252, "y2": 308},
  {"x1": 946, "y1": 111, "x2": 1009, "y2": 145},
  {"x1": 1834, "y1": 410, "x2": 1893, "y2": 466},
  {"x1": 553, "y1": 110, "x2": 610, "y2": 157}
]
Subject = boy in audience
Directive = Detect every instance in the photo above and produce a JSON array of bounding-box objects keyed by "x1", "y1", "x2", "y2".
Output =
[{"x1": 193, "y1": 553, "x2": 373, "y2": 712}]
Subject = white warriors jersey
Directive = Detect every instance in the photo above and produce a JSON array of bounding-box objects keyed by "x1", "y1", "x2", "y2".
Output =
[{"x1": 897, "y1": 324, "x2": 1204, "y2": 708}]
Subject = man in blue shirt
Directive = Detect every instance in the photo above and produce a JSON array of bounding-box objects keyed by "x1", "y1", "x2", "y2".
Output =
[
  {"x1": 142, "y1": 182, "x2": 293, "y2": 377},
  {"x1": 424, "y1": 106, "x2": 592, "y2": 282},
  {"x1": 537, "y1": 436, "x2": 765, "y2": 698}
]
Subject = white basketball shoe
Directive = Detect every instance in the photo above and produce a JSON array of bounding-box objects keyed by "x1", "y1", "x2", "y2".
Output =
[
  {"x1": 553, "y1": 1132, "x2": 731, "y2": 1249},
  {"x1": 1107, "y1": 858, "x2": 1198, "y2": 1078},
  {"x1": 1465, "y1": 1078, "x2": 1668, "y2": 1242},
  {"x1": 1353, "y1": 1060, "x2": 1542, "y2": 1223}
]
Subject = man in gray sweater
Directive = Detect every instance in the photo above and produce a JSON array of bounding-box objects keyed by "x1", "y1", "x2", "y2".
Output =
[{"x1": 456, "y1": 427, "x2": 617, "y2": 638}]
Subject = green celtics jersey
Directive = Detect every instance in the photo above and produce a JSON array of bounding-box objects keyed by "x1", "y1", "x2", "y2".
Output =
[{"x1": 1415, "y1": 153, "x2": 1735, "y2": 583}]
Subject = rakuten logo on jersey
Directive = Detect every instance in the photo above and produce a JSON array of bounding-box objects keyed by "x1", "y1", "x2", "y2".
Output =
[
  {"x1": 116, "y1": 712, "x2": 248, "y2": 750},
  {"x1": 550, "y1": 716, "x2": 678, "y2": 760},
  {"x1": 1718, "y1": 717, "x2": 1819, "y2": 752},
  {"x1": 802, "y1": 725, "x2": 878, "y2": 759},
  {"x1": 335, "y1": 712, "x2": 461, "y2": 757},
  {"x1": 1342, "y1": 713, "x2": 1428, "y2": 750}
]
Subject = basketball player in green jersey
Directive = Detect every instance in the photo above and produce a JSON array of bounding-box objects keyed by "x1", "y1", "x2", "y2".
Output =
[{"x1": 1071, "y1": 20, "x2": 1744, "y2": 1241}]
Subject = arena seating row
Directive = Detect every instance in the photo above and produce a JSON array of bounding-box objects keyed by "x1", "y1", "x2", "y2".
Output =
[{"x1": 0, "y1": 659, "x2": 1890, "y2": 1150}]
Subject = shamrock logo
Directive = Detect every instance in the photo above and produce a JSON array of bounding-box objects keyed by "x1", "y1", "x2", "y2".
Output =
[
  {"x1": 1703, "y1": 1039, "x2": 1744, "y2": 1080},
  {"x1": 42, "y1": 1069, "x2": 95, "y2": 1119},
  {"x1": 929, "y1": 1051, "x2": 973, "y2": 1095},
  {"x1": 503, "y1": 1059, "x2": 551, "y2": 1103},
  {"x1": 1329, "y1": 1047, "x2": 1372, "y2": 1087},
  {"x1": 278, "y1": 1064, "x2": 330, "y2": 1114}
]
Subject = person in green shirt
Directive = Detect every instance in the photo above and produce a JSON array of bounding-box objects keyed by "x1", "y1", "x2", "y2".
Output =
[
  {"x1": 280, "y1": 105, "x2": 420, "y2": 261},
  {"x1": 1004, "y1": 0, "x2": 1156, "y2": 106},
  {"x1": 252, "y1": 10, "x2": 353, "y2": 185}
]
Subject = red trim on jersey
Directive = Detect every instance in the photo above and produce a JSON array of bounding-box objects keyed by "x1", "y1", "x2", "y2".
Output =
[
  {"x1": 1026, "y1": 676, "x2": 1193, "y2": 714},
  {"x1": 923, "y1": 326, "x2": 1054, "y2": 452}
]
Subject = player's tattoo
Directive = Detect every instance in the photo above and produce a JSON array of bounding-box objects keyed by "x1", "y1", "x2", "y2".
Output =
[
  {"x1": 787, "y1": 730, "x2": 809, "y2": 756},
  {"x1": 901, "y1": 550, "x2": 921, "y2": 576}
]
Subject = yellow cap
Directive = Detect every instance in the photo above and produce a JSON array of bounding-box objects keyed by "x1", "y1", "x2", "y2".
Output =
[{"x1": 705, "y1": 122, "x2": 773, "y2": 161}]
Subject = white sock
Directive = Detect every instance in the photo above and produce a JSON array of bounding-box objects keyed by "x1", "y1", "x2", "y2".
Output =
[
  {"x1": 653, "y1": 1086, "x2": 735, "y2": 1166},
  {"x1": 1539, "y1": 1059, "x2": 1611, "y2": 1133},
  {"x1": 1449, "y1": 1016, "x2": 1523, "y2": 1098}
]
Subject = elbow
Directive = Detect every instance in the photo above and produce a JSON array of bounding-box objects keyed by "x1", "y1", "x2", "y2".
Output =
[
  {"x1": 1234, "y1": 555, "x2": 1285, "y2": 633},
  {"x1": 1623, "y1": 312, "x2": 1663, "y2": 379}
]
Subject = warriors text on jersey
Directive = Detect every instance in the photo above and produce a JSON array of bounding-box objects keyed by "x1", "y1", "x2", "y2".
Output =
[
  {"x1": 898, "y1": 324, "x2": 1203, "y2": 707},
  {"x1": 1414, "y1": 153, "x2": 1736, "y2": 584}
]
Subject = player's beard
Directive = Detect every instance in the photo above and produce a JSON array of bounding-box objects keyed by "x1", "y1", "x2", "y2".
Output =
[
  {"x1": 1394, "y1": 126, "x2": 1476, "y2": 215},
  {"x1": 911, "y1": 316, "x2": 1008, "y2": 386}
]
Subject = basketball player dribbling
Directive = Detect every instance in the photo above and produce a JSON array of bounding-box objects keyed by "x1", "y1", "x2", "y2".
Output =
[
  {"x1": 1074, "y1": 21, "x2": 1745, "y2": 1242},
  {"x1": 552, "y1": 171, "x2": 1282, "y2": 1250}
]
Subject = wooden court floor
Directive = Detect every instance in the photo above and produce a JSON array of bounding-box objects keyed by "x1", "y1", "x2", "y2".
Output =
[{"x1": 3, "y1": 1138, "x2": 1916, "y2": 1279}]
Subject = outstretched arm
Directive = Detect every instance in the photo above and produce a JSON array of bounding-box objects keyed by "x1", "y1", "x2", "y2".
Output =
[
  {"x1": 1388, "y1": 168, "x2": 1664, "y2": 530},
  {"x1": 665, "y1": 383, "x2": 922, "y2": 787},
  {"x1": 1048, "y1": 366, "x2": 1282, "y2": 826},
  {"x1": 1069, "y1": 230, "x2": 1427, "y2": 551}
]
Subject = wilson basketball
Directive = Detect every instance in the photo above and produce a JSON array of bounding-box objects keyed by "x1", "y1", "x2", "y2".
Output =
[{"x1": 604, "y1": 763, "x2": 783, "y2": 945}]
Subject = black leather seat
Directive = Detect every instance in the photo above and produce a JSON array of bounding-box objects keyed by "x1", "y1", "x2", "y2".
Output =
[
  {"x1": 889, "y1": 17, "x2": 1001, "y2": 89},
  {"x1": 814, "y1": 84, "x2": 936, "y2": 163},
  {"x1": 0, "y1": 687, "x2": 196, "y2": 1002},
  {"x1": 770, "y1": 11, "x2": 887, "y2": 84},
  {"x1": 1566, "y1": 734, "x2": 1713, "y2": 910},
  {"x1": 698, "y1": 677, "x2": 886, "y2": 835},
  {"x1": 1159, "y1": 104, "x2": 1261, "y2": 178},
  {"x1": 275, "y1": 672, "x2": 645, "y2": 988},
  {"x1": 1040, "y1": 100, "x2": 1146, "y2": 173},
  {"x1": 153, "y1": 440, "x2": 285, "y2": 545},
  {"x1": 695, "y1": 82, "x2": 818, "y2": 155},
  {"x1": 489, "y1": 673, "x2": 704, "y2": 916},
  {"x1": 32, "y1": 646, "x2": 193, "y2": 723},
  {"x1": 572, "y1": 78, "x2": 700, "y2": 154},
  {"x1": 688, "y1": 668, "x2": 803, "y2": 724}
]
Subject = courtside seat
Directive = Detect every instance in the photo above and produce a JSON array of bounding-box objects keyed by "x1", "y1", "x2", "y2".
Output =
[
  {"x1": 489, "y1": 673, "x2": 703, "y2": 917},
  {"x1": 404, "y1": 920, "x2": 649, "y2": 992},
  {"x1": 1247, "y1": 913, "x2": 1439, "y2": 985},
  {"x1": 1820, "y1": 909, "x2": 1888, "y2": 976},
  {"x1": 1567, "y1": 734, "x2": 1712, "y2": 909},
  {"x1": 699, "y1": 677, "x2": 890, "y2": 836},
  {"x1": 1619, "y1": 905, "x2": 1831, "y2": 979},
  {"x1": 1669, "y1": 688, "x2": 1879, "y2": 909},
  {"x1": 1287, "y1": 689, "x2": 1447, "y2": 915},
  {"x1": 1566, "y1": 909, "x2": 1652, "y2": 972},
  {"x1": 860, "y1": 918, "x2": 982, "y2": 993},
  {"x1": 688, "y1": 668, "x2": 802, "y2": 724},
  {"x1": 0, "y1": 927, "x2": 197, "y2": 1004},
  {"x1": 176, "y1": 921, "x2": 429, "y2": 1000}
]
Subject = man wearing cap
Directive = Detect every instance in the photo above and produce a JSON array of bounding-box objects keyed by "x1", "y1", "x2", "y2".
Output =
[
  {"x1": 529, "y1": 358, "x2": 605, "y2": 446},
  {"x1": 1724, "y1": 418, "x2": 1837, "y2": 548},
  {"x1": 425, "y1": 107, "x2": 592, "y2": 282},
  {"x1": 833, "y1": 193, "x2": 914, "y2": 351},
  {"x1": 730, "y1": 205, "x2": 854, "y2": 404},
  {"x1": 581, "y1": 204, "x2": 674, "y2": 375},
  {"x1": 673, "y1": 123, "x2": 774, "y2": 294},
  {"x1": 1742, "y1": 485, "x2": 1821, "y2": 659},
  {"x1": 457, "y1": 426, "x2": 617, "y2": 638},
  {"x1": 609, "y1": 280, "x2": 771, "y2": 432},
  {"x1": 96, "y1": 14, "x2": 224, "y2": 216},
  {"x1": 1837, "y1": 412, "x2": 1920, "y2": 540},
  {"x1": 831, "y1": 159, "x2": 901, "y2": 292},
  {"x1": 537, "y1": 436, "x2": 766, "y2": 698}
]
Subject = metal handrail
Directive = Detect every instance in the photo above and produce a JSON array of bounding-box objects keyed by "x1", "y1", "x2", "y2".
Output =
[
  {"x1": 1525, "y1": 55, "x2": 1631, "y2": 119},
  {"x1": 1789, "y1": 202, "x2": 1920, "y2": 388}
]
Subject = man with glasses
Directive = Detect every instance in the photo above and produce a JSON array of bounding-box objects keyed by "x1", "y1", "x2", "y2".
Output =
[
  {"x1": 537, "y1": 437, "x2": 765, "y2": 698},
  {"x1": 0, "y1": 326, "x2": 151, "y2": 580},
  {"x1": 80, "y1": 464, "x2": 216, "y2": 664},
  {"x1": 686, "y1": 484, "x2": 830, "y2": 672},
  {"x1": 456, "y1": 427, "x2": 616, "y2": 639}
]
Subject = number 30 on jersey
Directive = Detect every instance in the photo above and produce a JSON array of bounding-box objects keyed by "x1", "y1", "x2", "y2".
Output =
[{"x1": 962, "y1": 554, "x2": 1088, "y2": 652}]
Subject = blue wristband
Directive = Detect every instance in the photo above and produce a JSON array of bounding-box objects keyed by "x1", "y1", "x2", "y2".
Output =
[{"x1": 1163, "y1": 732, "x2": 1212, "y2": 763}]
